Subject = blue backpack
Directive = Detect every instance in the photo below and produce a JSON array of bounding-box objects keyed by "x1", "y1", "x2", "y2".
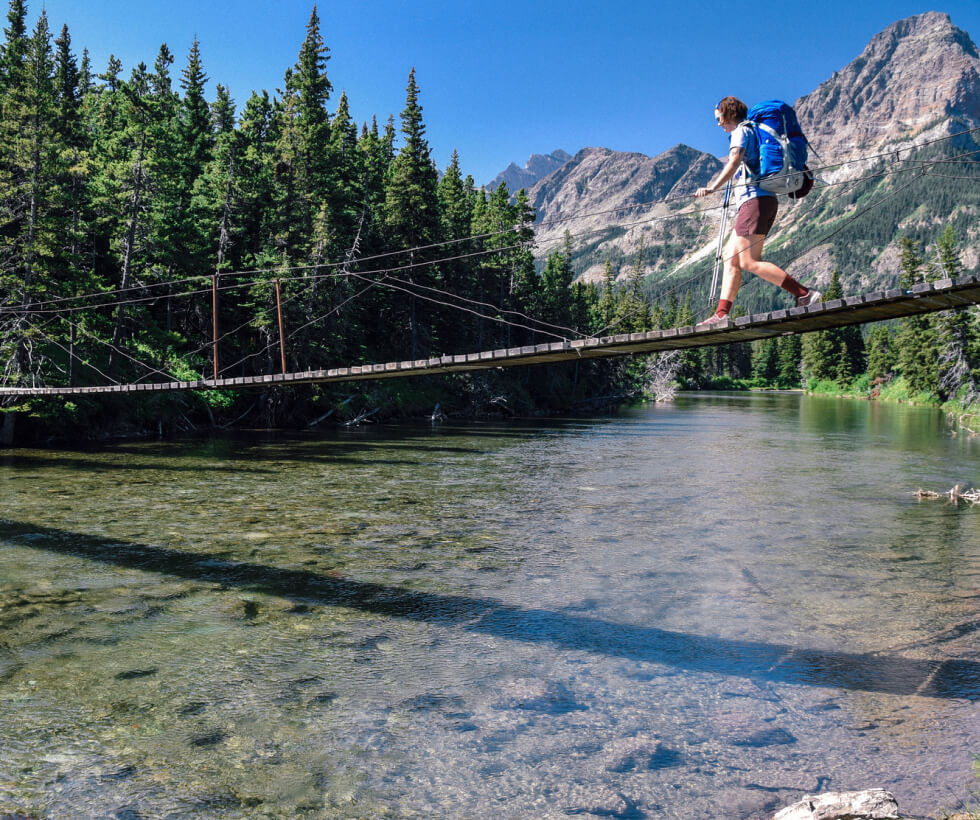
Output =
[{"x1": 742, "y1": 100, "x2": 810, "y2": 196}]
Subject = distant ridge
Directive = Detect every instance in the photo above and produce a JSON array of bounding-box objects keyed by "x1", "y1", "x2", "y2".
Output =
[
  {"x1": 487, "y1": 150, "x2": 571, "y2": 192},
  {"x1": 527, "y1": 144, "x2": 720, "y2": 282}
]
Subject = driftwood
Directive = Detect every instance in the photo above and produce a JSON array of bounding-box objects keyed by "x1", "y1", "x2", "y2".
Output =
[
  {"x1": 307, "y1": 395, "x2": 354, "y2": 428},
  {"x1": 949, "y1": 412, "x2": 979, "y2": 437},
  {"x1": 644, "y1": 350, "x2": 682, "y2": 402},
  {"x1": 913, "y1": 485, "x2": 980, "y2": 504},
  {"x1": 344, "y1": 407, "x2": 379, "y2": 427}
]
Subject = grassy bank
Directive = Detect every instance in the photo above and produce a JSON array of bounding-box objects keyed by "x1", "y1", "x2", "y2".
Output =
[{"x1": 803, "y1": 374, "x2": 980, "y2": 434}]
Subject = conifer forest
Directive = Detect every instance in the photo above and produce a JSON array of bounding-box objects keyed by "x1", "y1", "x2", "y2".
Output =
[{"x1": 1, "y1": 2, "x2": 978, "y2": 443}]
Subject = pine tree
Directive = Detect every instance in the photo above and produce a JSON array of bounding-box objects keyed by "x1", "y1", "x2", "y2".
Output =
[
  {"x1": 508, "y1": 188, "x2": 538, "y2": 344},
  {"x1": 800, "y1": 326, "x2": 836, "y2": 384},
  {"x1": 540, "y1": 233, "x2": 575, "y2": 329},
  {"x1": 0, "y1": 9, "x2": 60, "y2": 385},
  {"x1": 293, "y1": 5, "x2": 331, "y2": 191},
  {"x1": 894, "y1": 237, "x2": 938, "y2": 397},
  {"x1": 89, "y1": 60, "x2": 165, "y2": 371},
  {"x1": 358, "y1": 115, "x2": 393, "y2": 256},
  {"x1": 150, "y1": 39, "x2": 213, "y2": 292},
  {"x1": 751, "y1": 338, "x2": 779, "y2": 381},
  {"x1": 269, "y1": 5, "x2": 332, "y2": 262},
  {"x1": 598, "y1": 260, "x2": 616, "y2": 327},
  {"x1": 52, "y1": 23, "x2": 94, "y2": 385},
  {"x1": 799, "y1": 271, "x2": 861, "y2": 386},
  {"x1": 179, "y1": 39, "x2": 212, "y2": 186},
  {"x1": 383, "y1": 68, "x2": 440, "y2": 358},
  {"x1": 931, "y1": 227, "x2": 979, "y2": 403},
  {"x1": 865, "y1": 324, "x2": 895, "y2": 382},
  {"x1": 324, "y1": 90, "x2": 363, "y2": 261},
  {"x1": 0, "y1": 0, "x2": 27, "y2": 96},
  {"x1": 384, "y1": 68, "x2": 438, "y2": 251},
  {"x1": 776, "y1": 334, "x2": 801, "y2": 387}
]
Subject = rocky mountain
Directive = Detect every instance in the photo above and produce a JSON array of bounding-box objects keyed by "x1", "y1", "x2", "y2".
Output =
[
  {"x1": 528, "y1": 145, "x2": 721, "y2": 282},
  {"x1": 487, "y1": 150, "x2": 572, "y2": 193},
  {"x1": 520, "y1": 12, "x2": 980, "y2": 301},
  {"x1": 796, "y1": 12, "x2": 980, "y2": 165}
]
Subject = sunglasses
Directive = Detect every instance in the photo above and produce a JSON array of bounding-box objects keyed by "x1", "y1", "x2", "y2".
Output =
[{"x1": 715, "y1": 114, "x2": 723, "y2": 124}]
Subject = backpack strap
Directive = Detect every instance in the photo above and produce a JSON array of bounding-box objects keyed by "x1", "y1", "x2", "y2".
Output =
[{"x1": 737, "y1": 122, "x2": 761, "y2": 181}]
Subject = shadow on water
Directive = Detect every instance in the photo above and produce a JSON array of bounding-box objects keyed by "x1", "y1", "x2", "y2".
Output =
[
  {"x1": 0, "y1": 430, "x2": 521, "y2": 473},
  {"x1": 3, "y1": 519, "x2": 977, "y2": 701}
]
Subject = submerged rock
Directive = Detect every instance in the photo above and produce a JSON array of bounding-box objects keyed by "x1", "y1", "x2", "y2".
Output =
[
  {"x1": 772, "y1": 788, "x2": 899, "y2": 819},
  {"x1": 562, "y1": 783, "x2": 640, "y2": 818},
  {"x1": 599, "y1": 735, "x2": 683, "y2": 773},
  {"x1": 493, "y1": 679, "x2": 588, "y2": 714},
  {"x1": 731, "y1": 727, "x2": 798, "y2": 747}
]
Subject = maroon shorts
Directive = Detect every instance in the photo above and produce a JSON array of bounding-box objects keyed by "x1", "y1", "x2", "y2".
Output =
[{"x1": 734, "y1": 196, "x2": 778, "y2": 237}]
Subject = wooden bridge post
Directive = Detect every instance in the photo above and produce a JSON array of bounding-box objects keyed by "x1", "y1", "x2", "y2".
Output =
[
  {"x1": 211, "y1": 272, "x2": 219, "y2": 380},
  {"x1": 275, "y1": 279, "x2": 286, "y2": 375}
]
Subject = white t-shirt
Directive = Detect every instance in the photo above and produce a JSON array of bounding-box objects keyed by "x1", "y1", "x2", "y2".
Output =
[{"x1": 730, "y1": 122, "x2": 775, "y2": 207}]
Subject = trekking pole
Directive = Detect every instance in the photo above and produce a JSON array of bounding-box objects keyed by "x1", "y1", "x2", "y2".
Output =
[{"x1": 709, "y1": 180, "x2": 733, "y2": 300}]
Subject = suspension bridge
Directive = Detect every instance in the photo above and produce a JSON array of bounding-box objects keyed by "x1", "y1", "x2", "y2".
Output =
[
  {"x1": 2, "y1": 126, "x2": 979, "y2": 400},
  {"x1": 2, "y1": 274, "x2": 978, "y2": 398}
]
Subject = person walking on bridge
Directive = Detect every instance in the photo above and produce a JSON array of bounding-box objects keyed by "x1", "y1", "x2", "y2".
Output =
[{"x1": 694, "y1": 95, "x2": 819, "y2": 327}]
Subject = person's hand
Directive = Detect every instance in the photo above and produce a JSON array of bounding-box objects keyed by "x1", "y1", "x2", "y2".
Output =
[{"x1": 695, "y1": 186, "x2": 713, "y2": 198}]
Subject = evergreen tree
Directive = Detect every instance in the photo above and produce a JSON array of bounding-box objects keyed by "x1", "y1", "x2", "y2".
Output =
[
  {"x1": 384, "y1": 68, "x2": 438, "y2": 252},
  {"x1": 0, "y1": 10, "x2": 60, "y2": 385},
  {"x1": 865, "y1": 324, "x2": 895, "y2": 382},
  {"x1": 293, "y1": 4, "x2": 331, "y2": 191},
  {"x1": 52, "y1": 23, "x2": 93, "y2": 384},
  {"x1": 931, "y1": 227, "x2": 979, "y2": 403},
  {"x1": 358, "y1": 115, "x2": 393, "y2": 255},
  {"x1": 894, "y1": 237, "x2": 938, "y2": 396},
  {"x1": 0, "y1": 0, "x2": 27, "y2": 95},
  {"x1": 507, "y1": 189, "x2": 538, "y2": 345},
  {"x1": 776, "y1": 334, "x2": 801, "y2": 387},
  {"x1": 799, "y1": 271, "x2": 862, "y2": 386},
  {"x1": 751, "y1": 338, "x2": 779, "y2": 381},
  {"x1": 540, "y1": 233, "x2": 575, "y2": 329},
  {"x1": 382, "y1": 68, "x2": 440, "y2": 359},
  {"x1": 598, "y1": 260, "x2": 616, "y2": 327},
  {"x1": 323, "y1": 90, "x2": 363, "y2": 261}
]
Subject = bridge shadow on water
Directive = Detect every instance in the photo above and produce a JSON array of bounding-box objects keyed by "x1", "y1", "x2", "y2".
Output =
[{"x1": 3, "y1": 520, "x2": 977, "y2": 701}]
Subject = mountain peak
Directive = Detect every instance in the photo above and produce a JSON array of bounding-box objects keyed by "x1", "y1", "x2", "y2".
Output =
[
  {"x1": 487, "y1": 149, "x2": 571, "y2": 192},
  {"x1": 796, "y1": 12, "x2": 980, "y2": 161}
]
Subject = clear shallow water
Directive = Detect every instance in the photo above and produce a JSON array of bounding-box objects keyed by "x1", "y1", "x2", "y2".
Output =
[{"x1": 1, "y1": 392, "x2": 978, "y2": 819}]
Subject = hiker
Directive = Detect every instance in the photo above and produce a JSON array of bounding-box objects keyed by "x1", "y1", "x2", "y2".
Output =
[{"x1": 694, "y1": 95, "x2": 820, "y2": 327}]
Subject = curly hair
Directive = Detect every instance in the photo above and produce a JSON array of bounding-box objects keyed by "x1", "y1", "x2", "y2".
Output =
[{"x1": 716, "y1": 96, "x2": 747, "y2": 124}]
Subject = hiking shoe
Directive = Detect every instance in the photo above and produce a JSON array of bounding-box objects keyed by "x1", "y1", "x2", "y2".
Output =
[
  {"x1": 695, "y1": 313, "x2": 728, "y2": 330},
  {"x1": 797, "y1": 289, "x2": 822, "y2": 307}
]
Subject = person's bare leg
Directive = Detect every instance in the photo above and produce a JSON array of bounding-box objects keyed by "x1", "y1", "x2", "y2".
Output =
[
  {"x1": 735, "y1": 234, "x2": 812, "y2": 300},
  {"x1": 720, "y1": 233, "x2": 743, "y2": 303},
  {"x1": 734, "y1": 234, "x2": 786, "y2": 285}
]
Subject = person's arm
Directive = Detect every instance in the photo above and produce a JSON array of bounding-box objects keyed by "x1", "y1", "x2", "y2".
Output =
[{"x1": 695, "y1": 146, "x2": 745, "y2": 198}]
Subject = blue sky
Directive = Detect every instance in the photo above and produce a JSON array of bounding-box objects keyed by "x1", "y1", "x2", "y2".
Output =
[{"x1": 23, "y1": 1, "x2": 980, "y2": 185}]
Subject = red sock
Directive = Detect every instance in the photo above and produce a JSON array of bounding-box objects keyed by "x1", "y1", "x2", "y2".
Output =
[
  {"x1": 716, "y1": 299, "x2": 733, "y2": 318},
  {"x1": 779, "y1": 275, "x2": 807, "y2": 299}
]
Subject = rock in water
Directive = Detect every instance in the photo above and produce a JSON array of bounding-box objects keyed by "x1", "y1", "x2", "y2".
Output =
[{"x1": 772, "y1": 789, "x2": 899, "y2": 820}]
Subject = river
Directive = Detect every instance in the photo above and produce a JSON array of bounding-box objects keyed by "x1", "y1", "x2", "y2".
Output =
[{"x1": 1, "y1": 392, "x2": 978, "y2": 819}]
